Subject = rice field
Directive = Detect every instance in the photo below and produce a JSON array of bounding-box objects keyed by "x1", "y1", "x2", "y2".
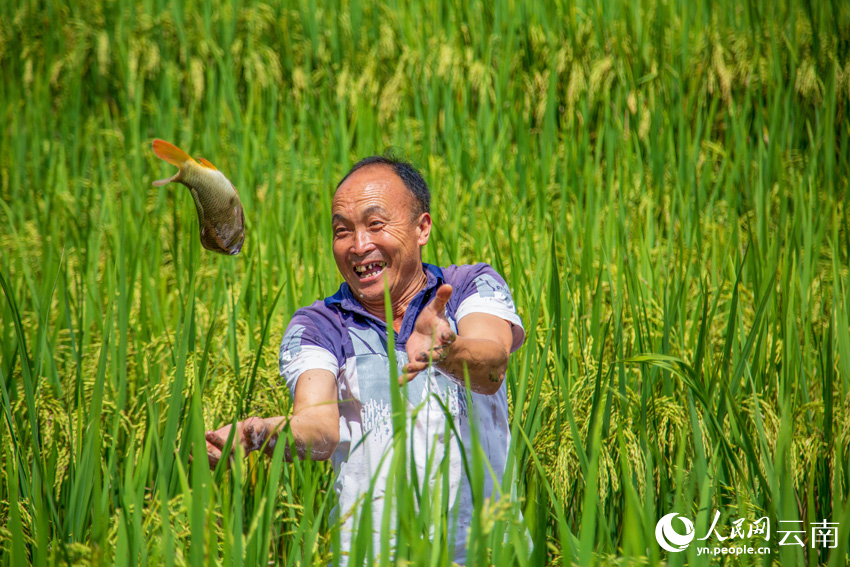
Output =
[{"x1": 1, "y1": 0, "x2": 849, "y2": 565}]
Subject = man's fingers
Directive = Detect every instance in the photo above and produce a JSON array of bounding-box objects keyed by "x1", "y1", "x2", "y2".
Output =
[
  {"x1": 417, "y1": 351, "x2": 434, "y2": 363},
  {"x1": 243, "y1": 424, "x2": 255, "y2": 449},
  {"x1": 404, "y1": 361, "x2": 429, "y2": 373},
  {"x1": 417, "y1": 346, "x2": 449, "y2": 363},
  {"x1": 399, "y1": 369, "x2": 420, "y2": 385},
  {"x1": 204, "y1": 431, "x2": 224, "y2": 450},
  {"x1": 430, "y1": 284, "x2": 453, "y2": 314},
  {"x1": 205, "y1": 431, "x2": 225, "y2": 450},
  {"x1": 401, "y1": 357, "x2": 432, "y2": 384},
  {"x1": 206, "y1": 441, "x2": 222, "y2": 470}
]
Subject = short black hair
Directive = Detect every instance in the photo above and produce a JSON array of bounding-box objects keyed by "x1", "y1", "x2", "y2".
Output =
[{"x1": 336, "y1": 154, "x2": 430, "y2": 216}]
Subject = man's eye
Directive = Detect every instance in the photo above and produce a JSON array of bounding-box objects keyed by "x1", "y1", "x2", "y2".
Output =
[
  {"x1": 369, "y1": 221, "x2": 384, "y2": 229},
  {"x1": 334, "y1": 227, "x2": 349, "y2": 236}
]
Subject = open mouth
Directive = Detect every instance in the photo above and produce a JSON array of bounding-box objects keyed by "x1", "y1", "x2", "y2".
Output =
[{"x1": 353, "y1": 261, "x2": 386, "y2": 279}]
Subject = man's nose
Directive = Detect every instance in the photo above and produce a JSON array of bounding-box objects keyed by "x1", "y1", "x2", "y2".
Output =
[{"x1": 352, "y1": 229, "x2": 375, "y2": 255}]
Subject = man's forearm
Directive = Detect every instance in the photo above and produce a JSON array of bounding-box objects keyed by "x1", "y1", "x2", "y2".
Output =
[
  {"x1": 261, "y1": 414, "x2": 338, "y2": 461},
  {"x1": 436, "y1": 336, "x2": 508, "y2": 395}
]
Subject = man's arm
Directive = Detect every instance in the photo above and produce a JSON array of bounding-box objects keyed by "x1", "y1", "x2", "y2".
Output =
[
  {"x1": 437, "y1": 312, "x2": 513, "y2": 394},
  {"x1": 205, "y1": 369, "x2": 339, "y2": 468},
  {"x1": 401, "y1": 284, "x2": 515, "y2": 396}
]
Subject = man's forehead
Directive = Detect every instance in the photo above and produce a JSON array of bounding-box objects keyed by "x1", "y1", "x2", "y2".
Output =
[
  {"x1": 335, "y1": 163, "x2": 398, "y2": 193},
  {"x1": 332, "y1": 164, "x2": 412, "y2": 211},
  {"x1": 332, "y1": 205, "x2": 390, "y2": 224}
]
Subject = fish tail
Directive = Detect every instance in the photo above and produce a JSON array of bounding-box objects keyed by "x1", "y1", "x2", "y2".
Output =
[{"x1": 152, "y1": 139, "x2": 194, "y2": 167}]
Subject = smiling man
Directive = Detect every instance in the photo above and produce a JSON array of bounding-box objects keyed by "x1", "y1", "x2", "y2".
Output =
[{"x1": 205, "y1": 155, "x2": 524, "y2": 563}]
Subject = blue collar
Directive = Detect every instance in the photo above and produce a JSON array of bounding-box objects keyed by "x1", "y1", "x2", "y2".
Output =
[{"x1": 325, "y1": 263, "x2": 445, "y2": 342}]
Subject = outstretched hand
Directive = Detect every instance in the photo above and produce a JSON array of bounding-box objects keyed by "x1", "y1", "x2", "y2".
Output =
[
  {"x1": 204, "y1": 416, "x2": 270, "y2": 470},
  {"x1": 400, "y1": 284, "x2": 456, "y2": 384}
]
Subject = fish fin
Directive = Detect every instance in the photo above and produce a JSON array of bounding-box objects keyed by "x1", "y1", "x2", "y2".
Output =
[
  {"x1": 188, "y1": 188, "x2": 205, "y2": 225},
  {"x1": 223, "y1": 205, "x2": 246, "y2": 250},
  {"x1": 200, "y1": 219, "x2": 232, "y2": 254},
  {"x1": 152, "y1": 139, "x2": 195, "y2": 167},
  {"x1": 197, "y1": 158, "x2": 219, "y2": 171},
  {"x1": 152, "y1": 173, "x2": 179, "y2": 187}
]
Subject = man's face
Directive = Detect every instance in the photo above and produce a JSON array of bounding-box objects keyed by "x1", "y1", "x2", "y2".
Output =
[{"x1": 332, "y1": 165, "x2": 431, "y2": 309}]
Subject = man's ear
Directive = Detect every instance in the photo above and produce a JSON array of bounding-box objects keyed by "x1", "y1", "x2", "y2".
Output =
[{"x1": 416, "y1": 212, "x2": 432, "y2": 246}]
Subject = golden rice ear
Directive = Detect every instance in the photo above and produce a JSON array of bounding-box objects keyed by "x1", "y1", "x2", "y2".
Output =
[
  {"x1": 152, "y1": 139, "x2": 194, "y2": 166},
  {"x1": 197, "y1": 157, "x2": 219, "y2": 171}
]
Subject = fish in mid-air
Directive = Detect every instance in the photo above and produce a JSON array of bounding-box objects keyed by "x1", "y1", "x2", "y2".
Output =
[{"x1": 152, "y1": 139, "x2": 245, "y2": 255}]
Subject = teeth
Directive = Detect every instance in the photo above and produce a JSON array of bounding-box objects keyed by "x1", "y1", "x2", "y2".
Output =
[{"x1": 354, "y1": 261, "x2": 386, "y2": 276}]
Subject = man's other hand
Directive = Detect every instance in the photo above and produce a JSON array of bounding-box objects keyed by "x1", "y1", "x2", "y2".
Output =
[
  {"x1": 204, "y1": 416, "x2": 270, "y2": 470},
  {"x1": 401, "y1": 284, "x2": 456, "y2": 383}
]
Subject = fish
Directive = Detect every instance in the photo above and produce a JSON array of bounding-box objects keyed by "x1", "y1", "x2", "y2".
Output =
[{"x1": 152, "y1": 139, "x2": 245, "y2": 255}]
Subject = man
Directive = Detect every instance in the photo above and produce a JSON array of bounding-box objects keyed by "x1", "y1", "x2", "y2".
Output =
[{"x1": 205, "y1": 156, "x2": 524, "y2": 563}]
